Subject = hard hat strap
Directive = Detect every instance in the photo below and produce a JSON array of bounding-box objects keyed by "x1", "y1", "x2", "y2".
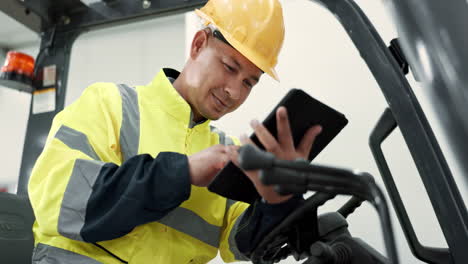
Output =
[{"x1": 213, "y1": 30, "x2": 234, "y2": 49}]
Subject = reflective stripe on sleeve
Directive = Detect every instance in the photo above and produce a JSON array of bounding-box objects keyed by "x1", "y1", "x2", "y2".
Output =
[
  {"x1": 58, "y1": 159, "x2": 105, "y2": 241},
  {"x1": 55, "y1": 125, "x2": 100, "y2": 160},
  {"x1": 117, "y1": 84, "x2": 140, "y2": 161},
  {"x1": 32, "y1": 243, "x2": 103, "y2": 264},
  {"x1": 158, "y1": 207, "x2": 221, "y2": 248}
]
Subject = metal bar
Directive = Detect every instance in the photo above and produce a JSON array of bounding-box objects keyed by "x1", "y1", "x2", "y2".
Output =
[
  {"x1": 17, "y1": 29, "x2": 81, "y2": 196},
  {"x1": 369, "y1": 108, "x2": 452, "y2": 263},
  {"x1": 368, "y1": 177, "x2": 398, "y2": 264},
  {"x1": 17, "y1": 0, "x2": 207, "y2": 34},
  {"x1": 0, "y1": 0, "x2": 43, "y2": 33},
  {"x1": 309, "y1": 0, "x2": 468, "y2": 263},
  {"x1": 59, "y1": 0, "x2": 207, "y2": 32},
  {"x1": 22, "y1": 0, "x2": 92, "y2": 29}
]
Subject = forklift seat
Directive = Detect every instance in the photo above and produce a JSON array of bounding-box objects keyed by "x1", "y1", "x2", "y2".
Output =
[{"x1": 0, "y1": 192, "x2": 35, "y2": 263}]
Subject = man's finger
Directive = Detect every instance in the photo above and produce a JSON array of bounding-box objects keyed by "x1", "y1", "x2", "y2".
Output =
[
  {"x1": 276, "y1": 107, "x2": 294, "y2": 150},
  {"x1": 250, "y1": 119, "x2": 280, "y2": 153},
  {"x1": 227, "y1": 145, "x2": 240, "y2": 166},
  {"x1": 297, "y1": 125, "x2": 322, "y2": 158},
  {"x1": 240, "y1": 134, "x2": 254, "y2": 145},
  {"x1": 214, "y1": 152, "x2": 229, "y2": 169}
]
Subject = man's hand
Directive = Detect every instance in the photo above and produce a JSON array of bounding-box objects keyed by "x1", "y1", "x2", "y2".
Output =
[
  {"x1": 188, "y1": 144, "x2": 237, "y2": 187},
  {"x1": 236, "y1": 106, "x2": 322, "y2": 204}
]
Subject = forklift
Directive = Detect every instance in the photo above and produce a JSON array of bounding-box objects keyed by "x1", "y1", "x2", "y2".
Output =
[{"x1": 0, "y1": 0, "x2": 467, "y2": 263}]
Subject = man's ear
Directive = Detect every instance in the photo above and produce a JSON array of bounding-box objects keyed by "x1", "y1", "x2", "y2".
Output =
[{"x1": 190, "y1": 29, "x2": 209, "y2": 60}]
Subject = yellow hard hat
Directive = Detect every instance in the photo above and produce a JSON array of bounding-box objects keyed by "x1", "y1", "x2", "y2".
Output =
[{"x1": 195, "y1": 0, "x2": 285, "y2": 81}]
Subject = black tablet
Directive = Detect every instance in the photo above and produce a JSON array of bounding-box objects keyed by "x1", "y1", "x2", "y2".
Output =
[{"x1": 208, "y1": 89, "x2": 348, "y2": 204}]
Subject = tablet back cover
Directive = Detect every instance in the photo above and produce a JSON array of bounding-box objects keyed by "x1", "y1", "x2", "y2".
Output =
[{"x1": 208, "y1": 89, "x2": 348, "y2": 204}]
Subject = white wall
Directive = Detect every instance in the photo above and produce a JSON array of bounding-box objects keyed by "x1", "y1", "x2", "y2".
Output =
[
  {"x1": 190, "y1": 0, "x2": 466, "y2": 263},
  {"x1": 66, "y1": 14, "x2": 186, "y2": 105}
]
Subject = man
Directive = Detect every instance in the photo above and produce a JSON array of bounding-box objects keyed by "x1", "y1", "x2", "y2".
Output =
[{"x1": 28, "y1": 0, "x2": 322, "y2": 263}]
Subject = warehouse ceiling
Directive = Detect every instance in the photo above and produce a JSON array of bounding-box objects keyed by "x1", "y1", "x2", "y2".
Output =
[{"x1": 0, "y1": 12, "x2": 39, "y2": 50}]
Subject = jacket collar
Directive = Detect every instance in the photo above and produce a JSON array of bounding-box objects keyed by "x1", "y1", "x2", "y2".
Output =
[{"x1": 144, "y1": 68, "x2": 210, "y2": 129}]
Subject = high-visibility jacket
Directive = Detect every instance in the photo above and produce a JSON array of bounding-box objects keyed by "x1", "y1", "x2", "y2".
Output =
[{"x1": 28, "y1": 68, "x2": 251, "y2": 263}]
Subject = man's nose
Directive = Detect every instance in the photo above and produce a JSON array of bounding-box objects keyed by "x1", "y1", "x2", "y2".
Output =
[{"x1": 224, "y1": 83, "x2": 241, "y2": 100}]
